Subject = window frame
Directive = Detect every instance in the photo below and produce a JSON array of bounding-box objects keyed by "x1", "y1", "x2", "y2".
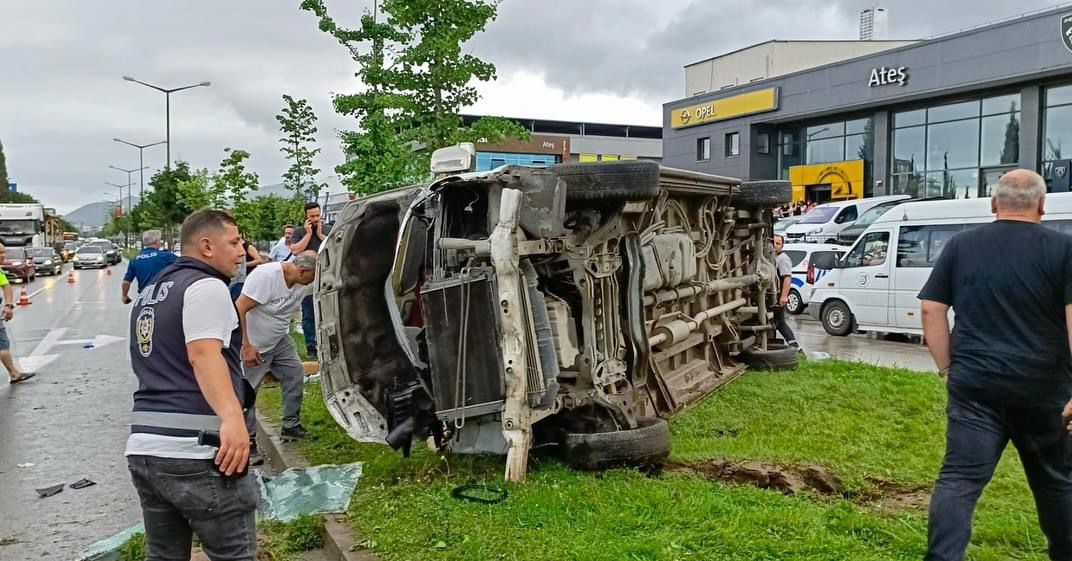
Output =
[
  {"x1": 697, "y1": 137, "x2": 711, "y2": 161},
  {"x1": 725, "y1": 132, "x2": 740, "y2": 158},
  {"x1": 843, "y1": 230, "x2": 891, "y2": 268}
]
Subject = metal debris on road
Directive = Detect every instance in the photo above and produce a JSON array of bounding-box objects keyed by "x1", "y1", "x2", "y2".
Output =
[
  {"x1": 35, "y1": 483, "x2": 64, "y2": 498},
  {"x1": 255, "y1": 463, "x2": 363, "y2": 522},
  {"x1": 70, "y1": 478, "x2": 96, "y2": 489}
]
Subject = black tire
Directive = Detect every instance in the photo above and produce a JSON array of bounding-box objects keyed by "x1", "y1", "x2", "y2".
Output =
[
  {"x1": 786, "y1": 289, "x2": 804, "y2": 315},
  {"x1": 740, "y1": 343, "x2": 799, "y2": 371},
  {"x1": 559, "y1": 416, "x2": 671, "y2": 471},
  {"x1": 551, "y1": 160, "x2": 661, "y2": 203},
  {"x1": 821, "y1": 300, "x2": 854, "y2": 337},
  {"x1": 734, "y1": 180, "x2": 793, "y2": 209}
]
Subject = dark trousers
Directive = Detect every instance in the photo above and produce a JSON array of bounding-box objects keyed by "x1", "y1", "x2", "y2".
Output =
[
  {"x1": 772, "y1": 305, "x2": 797, "y2": 344},
  {"x1": 301, "y1": 294, "x2": 316, "y2": 354},
  {"x1": 128, "y1": 455, "x2": 258, "y2": 561},
  {"x1": 926, "y1": 388, "x2": 1072, "y2": 561},
  {"x1": 229, "y1": 282, "x2": 244, "y2": 302}
]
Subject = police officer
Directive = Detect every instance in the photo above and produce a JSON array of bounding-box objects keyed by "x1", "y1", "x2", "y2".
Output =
[
  {"x1": 121, "y1": 229, "x2": 177, "y2": 304},
  {"x1": 125, "y1": 209, "x2": 257, "y2": 560}
]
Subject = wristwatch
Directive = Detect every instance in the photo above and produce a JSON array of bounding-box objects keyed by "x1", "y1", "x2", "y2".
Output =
[{"x1": 4, "y1": 304, "x2": 14, "y2": 309}]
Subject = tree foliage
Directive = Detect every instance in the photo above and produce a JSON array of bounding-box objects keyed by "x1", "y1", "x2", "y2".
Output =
[
  {"x1": 300, "y1": 0, "x2": 527, "y2": 195},
  {"x1": 277, "y1": 94, "x2": 325, "y2": 201}
]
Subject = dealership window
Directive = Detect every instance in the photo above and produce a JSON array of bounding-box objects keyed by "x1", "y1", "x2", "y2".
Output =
[
  {"x1": 697, "y1": 137, "x2": 711, "y2": 161},
  {"x1": 725, "y1": 132, "x2": 740, "y2": 157},
  {"x1": 777, "y1": 117, "x2": 874, "y2": 179},
  {"x1": 756, "y1": 133, "x2": 771, "y2": 155},
  {"x1": 890, "y1": 93, "x2": 1020, "y2": 199},
  {"x1": 1043, "y1": 84, "x2": 1072, "y2": 185}
]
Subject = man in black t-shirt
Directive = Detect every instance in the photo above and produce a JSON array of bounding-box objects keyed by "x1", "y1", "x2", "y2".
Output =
[
  {"x1": 918, "y1": 169, "x2": 1072, "y2": 561},
  {"x1": 289, "y1": 202, "x2": 331, "y2": 356}
]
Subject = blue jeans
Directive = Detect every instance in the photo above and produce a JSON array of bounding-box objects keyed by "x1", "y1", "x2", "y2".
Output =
[
  {"x1": 926, "y1": 387, "x2": 1072, "y2": 561},
  {"x1": 301, "y1": 294, "x2": 316, "y2": 354},
  {"x1": 127, "y1": 455, "x2": 258, "y2": 561},
  {"x1": 229, "y1": 282, "x2": 244, "y2": 302}
]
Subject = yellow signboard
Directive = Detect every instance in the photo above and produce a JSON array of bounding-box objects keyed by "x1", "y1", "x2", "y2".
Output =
[
  {"x1": 788, "y1": 160, "x2": 865, "y2": 203},
  {"x1": 670, "y1": 88, "x2": 779, "y2": 129}
]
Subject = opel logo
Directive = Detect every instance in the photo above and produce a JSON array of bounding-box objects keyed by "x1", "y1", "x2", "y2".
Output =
[
  {"x1": 680, "y1": 109, "x2": 691, "y2": 124},
  {"x1": 1058, "y1": 166, "x2": 1068, "y2": 179}
]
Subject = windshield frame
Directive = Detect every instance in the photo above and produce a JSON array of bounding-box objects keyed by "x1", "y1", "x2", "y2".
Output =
[
  {"x1": 852, "y1": 203, "x2": 899, "y2": 228},
  {"x1": 0, "y1": 220, "x2": 40, "y2": 235}
]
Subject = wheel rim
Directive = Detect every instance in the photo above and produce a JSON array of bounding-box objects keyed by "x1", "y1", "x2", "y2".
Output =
[
  {"x1": 827, "y1": 307, "x2": 846, "y2": 329},
  {"x1": 788, "y1": 292, "x2": 801, "y2": 311}
]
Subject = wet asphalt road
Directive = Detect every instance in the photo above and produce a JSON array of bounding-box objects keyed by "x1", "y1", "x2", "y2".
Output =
[
  {"x1": 0, "y1": 264, "x2": 140, "y2": 560},
  {"x1": 787, "y1": 313, "x2": 937, "y2": 372}
]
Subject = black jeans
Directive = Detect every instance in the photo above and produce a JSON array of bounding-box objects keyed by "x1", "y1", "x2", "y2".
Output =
[
  {"x1": 772, "y1": 305, "x2": 797, "y2": 344},
  {"x1": 128, "y1": 455, "x2": 258, "y2": 561},
  {"x1": 926, "y1": 387, "x2": 1072, "y2": 561}
]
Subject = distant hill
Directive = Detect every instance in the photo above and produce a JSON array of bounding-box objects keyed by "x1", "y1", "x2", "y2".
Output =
[{"x1": 64, "y1": 197, "x2": 139, "y2": 231}]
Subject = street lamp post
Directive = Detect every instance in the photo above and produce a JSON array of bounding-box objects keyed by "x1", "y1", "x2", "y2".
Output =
[
  {"x1": 122, "y1": 76, "x2": 211, "y2": 168},
  {"x1": 109, "y1": 165, "x2": 148, "y2": 216},
  {"x1": 114, "y1": 138, "x2": 166, "y2": 199}
]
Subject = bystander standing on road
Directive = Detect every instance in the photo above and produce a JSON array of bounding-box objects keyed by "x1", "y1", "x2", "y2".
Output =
[
  {"x1": 772, "y1": 235, "x2": 800, "y2": 351},
  {"x1": 0, "y1": 243, "x2": 33, "y2": 384},
  {"x1": 125, "y1": 209, "x2": 257, "y2": 560},
  {"x1": 268, "y1": 224, "x2": 294, "y2": 262},
  {"x1": 919, "y1": 169, "x2": 1072, "y2": 561},
  {"x1": 289, "y1": 202, "x2": 330, "y2": 356},
  {"x1": 236, "y1": 251, "x2": 317, "y2": 464},
  {"x1": 121, "y1": 230, "x2": 177, "y2": 304}
]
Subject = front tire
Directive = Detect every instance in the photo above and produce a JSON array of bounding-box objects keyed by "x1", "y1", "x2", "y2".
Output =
[
  {"x1": 786, "y1": 289, "x2": 804, "y2": 314},
  {"x1": 740, "y1": 343, "x2": 800, "y2": 371},
  {"x1": 558, "y1": 417, "x2": 671, "y2": 471},
  {"x1": 821, "y1": 300, "x2": 854, "y2": 336}
]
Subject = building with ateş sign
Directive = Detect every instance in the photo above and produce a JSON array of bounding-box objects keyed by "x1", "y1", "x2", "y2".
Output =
[
  {"x1": 662, "y1": 6, "x2": 1072, "y2": 203},
  {"x1": 461, "y1": 115, "x2": 662, "y2": 171}
]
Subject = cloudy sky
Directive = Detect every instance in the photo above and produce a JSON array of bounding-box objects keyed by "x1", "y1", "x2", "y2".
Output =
[{"x1": 0, "y1": 0, "x2": 1061, "y2": 214}]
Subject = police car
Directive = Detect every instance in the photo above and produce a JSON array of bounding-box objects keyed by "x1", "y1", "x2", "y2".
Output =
[{"x1": 779, "y1": 243, "x2": 846, "y2": 314}]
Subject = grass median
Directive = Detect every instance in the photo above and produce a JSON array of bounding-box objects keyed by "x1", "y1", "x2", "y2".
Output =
[{"x1": 259, "y1": 360, "x2": 1047, "y2": 561}]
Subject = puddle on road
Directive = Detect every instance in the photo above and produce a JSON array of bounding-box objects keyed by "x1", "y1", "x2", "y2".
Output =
[{"x1": 659, "y1": 459, "x2": 930, "y2": 510}]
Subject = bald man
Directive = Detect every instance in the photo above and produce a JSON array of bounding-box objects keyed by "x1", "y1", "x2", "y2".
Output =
[{"x1": 919, "y1": 169, "x2": 1072, "y2": 560}]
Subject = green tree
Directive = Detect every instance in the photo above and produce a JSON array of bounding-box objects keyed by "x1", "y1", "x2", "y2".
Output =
[
  {"x1": 140, "y1": 162, "x2": 194, "y2": 239},
  {"x1": 215, "y1": 148, "x2": 259, "y2": 206},
  {"x1": 301, "y1": 0, "x2": 527, "y2": 195},
  {"x1": 176, "y1": 168, "x2": 224, "y2": 211},
  {"x1": 277, "y1": 95, "x2": 325, "y2": 201},
  {"x1": 0, "y1": 138, "x2": 8, "y2": 190},
  {"x1": 0, "y1": 190, "x2": 38, "y2": 204}
]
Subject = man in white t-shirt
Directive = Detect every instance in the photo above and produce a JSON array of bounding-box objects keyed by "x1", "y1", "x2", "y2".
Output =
[{"x1": 236, "y1": 250, "x2": 317, "y2": 448}]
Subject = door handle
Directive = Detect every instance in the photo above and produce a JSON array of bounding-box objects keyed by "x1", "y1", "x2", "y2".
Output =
[{"x1": 875, "y1": 273, "x2": 889, "y2": 278}]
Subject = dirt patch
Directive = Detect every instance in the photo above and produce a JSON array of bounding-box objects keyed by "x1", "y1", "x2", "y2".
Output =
[
  {"x1": 664, "y1": 460, "x2": 843, "y2": 496},
  {"x1": 663, "y1": 460, "x2": 932, "y2": 510}
]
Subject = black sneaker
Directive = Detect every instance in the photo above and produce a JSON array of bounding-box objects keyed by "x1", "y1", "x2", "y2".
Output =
[
  {"x1": 306, "y1": 347, "x2": 317, "y2": 358},
  {"x1": 249, "y1": 444, "x2": 265, "y2": 466},
  {"x1": 281, "y1": 425, "x2": 315, "y2": 441}
]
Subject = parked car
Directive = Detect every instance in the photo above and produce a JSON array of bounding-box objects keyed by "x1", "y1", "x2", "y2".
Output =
[
  {"x1": 315, "y1": 145, "x2": 794, "y2": 481},
  {"x1": 82, "y1": 240, "x2": 121, "y2": 264},
  {"x1": 778, "y1": 243, "x2": 847, "y2": 314},
  {"x1": 2, "y1": 247, "x2": 36, "y2": 283},
  {"x1": 61, "y1": 241, "x2": 77, "y2": 262},
  {"x1": 73, "y1": 246, "x2": 107, "y2": 269},
  {"x1": 27, "y1": 247, "x2": 62, "y2": 276},
  {"x1": 835, "y1": 197, "x2": 945, "y2": 245},
  {"x1": 808, "y1": 194, "x2": 1072, "y2": 336},
  {"x1": 784, "y1": 195, "x2": 910, "y2": 244},
  {"x1": 774, "y1": 216, "x2": 801, "y2": 235}
]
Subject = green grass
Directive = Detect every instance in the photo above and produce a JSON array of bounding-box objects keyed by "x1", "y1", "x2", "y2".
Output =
[
  {"x1": 258, "y1": 360, "x2": 1048, "y2": 561},
  {"x1": 260, "y1": 514, "x2": 326, "y2": 561}
]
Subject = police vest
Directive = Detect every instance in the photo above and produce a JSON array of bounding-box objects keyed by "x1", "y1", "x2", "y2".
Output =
[{"x1": 128, "y1": 257, "x2": 252, "y2": 438}]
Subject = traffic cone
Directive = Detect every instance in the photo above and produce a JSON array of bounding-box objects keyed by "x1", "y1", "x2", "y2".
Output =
[
  {"x1": 17, "y1": 287, "x2": 31, "y2": 306},
  {"x1": 67, "y1": 272, "x2": 76, "y2": 284},
  {"x1": 106, "y1": 267, "x2": 112, "y2": 276}
]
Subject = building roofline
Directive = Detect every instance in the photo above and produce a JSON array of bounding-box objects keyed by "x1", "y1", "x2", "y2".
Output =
[
  {"x1": 666, "y1": 3, "x2": 1072, "y2": 109},
  {"x1": 460, "y1": 114, "x2": 661, "y2": 133},
  {"x1": 683, "y1": 39, "x2": 917, "y2": 69}
]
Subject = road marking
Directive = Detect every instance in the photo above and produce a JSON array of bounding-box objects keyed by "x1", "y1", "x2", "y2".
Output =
[
  {"x1": 54, "y1": 334, "x2": 125, "y2": 348},
  {"x1": 28, "y1": 287, "x2": 47, "y2": 299},
  {"x1": 29, "y1": 328, "x2": 67, "y2": 357},
  {"x1": 15, "y1": 328, "x2": 125, "y2": 373}
]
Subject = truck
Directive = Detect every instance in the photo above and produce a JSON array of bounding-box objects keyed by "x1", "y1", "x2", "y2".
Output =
[{"x1": 0, "y1": 203, "x2": 49, "y2": 248}]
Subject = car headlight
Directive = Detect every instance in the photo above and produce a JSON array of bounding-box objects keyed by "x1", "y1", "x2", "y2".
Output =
[
  {"x1": 11, "y1": 261, "x2": 22, "y2": 266},
  {"x1": 73, "y1": 256, "x2": 80, "y2": 261},
  {"x1": 43, "y1": 260, "x2": 52, "y2": 266}
]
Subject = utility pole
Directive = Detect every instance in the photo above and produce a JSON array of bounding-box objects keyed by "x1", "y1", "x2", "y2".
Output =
[
  {"x1": 114, "y1": 138, "x2": 165, "y2": 200},
  {"x1": 122, "y1": 76, "x2": 211, "y2": 168}
]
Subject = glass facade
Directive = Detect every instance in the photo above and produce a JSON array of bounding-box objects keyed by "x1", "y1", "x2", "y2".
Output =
[
  {"x1": 1043, "y1": 84, "x2": 1072, "y2": 185},
  {"x1": 475, "y1": 151, "x2": 559, "y2": 171},
  {"x1": 777, "y1": 117, "x2": 874, "y2": 180},
  {"x1": 890, "y1": 94, "x2": 1020, "y2": 199}
]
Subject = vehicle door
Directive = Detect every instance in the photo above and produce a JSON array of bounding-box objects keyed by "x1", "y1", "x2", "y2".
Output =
[
  {"x1": 828, "y1": 204, "x2": 858, "y2": 240},
  {"x1": 783, "y1": 249, "x2": 807, "y2": 292},
  {"x1": 838, "y1": 229, "x2": 893, "y2": 327},
  {"x1": 892, "y1": 224, "x2": 963, "y2": 329}
]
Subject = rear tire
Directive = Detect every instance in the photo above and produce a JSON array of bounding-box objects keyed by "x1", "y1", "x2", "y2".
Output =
[
  {"x1": 821, "y1": 300, "x2": 854, "y2": 336},
  {"x1": 551, "y1": 160, "x2": 661, "y2": 203},
  {"x1": 786, "y1": 289, "x2": 804, "y2": 314},
  {"x1": 740, "y1": 343, "x2": 799, "y2": 371},
  {"x1": 734, "y1": 180, "x2": 793, "y2": 209},
  {"x1": 558, "y1": 416, "x2": 671, "y2": 471}
]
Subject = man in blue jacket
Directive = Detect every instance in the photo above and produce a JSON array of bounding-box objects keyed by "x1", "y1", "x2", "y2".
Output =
[{"x1": 122, "y1": 229, "x2": 177, "y2": 304}]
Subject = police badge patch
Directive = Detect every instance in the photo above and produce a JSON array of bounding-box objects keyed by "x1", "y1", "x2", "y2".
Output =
[{"x1": 136, "y1": 307, "x2": 155, "y2": 357}]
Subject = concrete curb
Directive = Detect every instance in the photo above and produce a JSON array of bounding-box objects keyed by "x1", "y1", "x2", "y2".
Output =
[{"x1": 255, "y1": 410, "x2": 378, "y2": 561}]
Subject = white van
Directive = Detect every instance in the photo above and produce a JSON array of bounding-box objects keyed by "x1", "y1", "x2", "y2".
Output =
[
  {"x1": 778, "y1": 243, "x2": 846, "y2": 314},
  {"x1": 784, "y1": 195, "x2": 910, "y2": 244},
  {"x1": 807, "y1": 194, "x2": 1072, "y2": 336}
]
